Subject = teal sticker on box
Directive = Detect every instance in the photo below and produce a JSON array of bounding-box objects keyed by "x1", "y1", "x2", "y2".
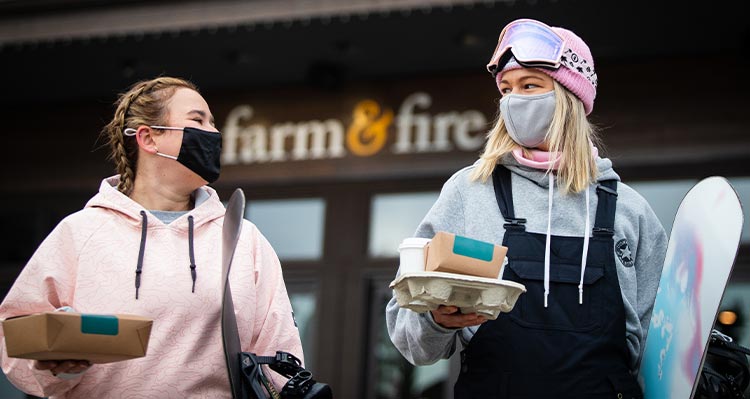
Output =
[
  {"x1": 452, "y1": 235, "x2": 494, "y2": 262},
  {"x1": 81, "y1": 314, "x2": 119, "y2": 336}
]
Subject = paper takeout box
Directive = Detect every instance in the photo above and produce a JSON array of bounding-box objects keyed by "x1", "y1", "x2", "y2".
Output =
[
  {"x1": 2, "y1": 312, "x2": 153, "y2": 363},
  {"x1": 425, "y1": 231, "x2": 507, "y2": 278}
]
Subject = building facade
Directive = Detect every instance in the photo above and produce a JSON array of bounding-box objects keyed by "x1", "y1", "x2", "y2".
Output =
[{"x1": 1, "y1": 1, "x2": 749, "y2": 397}]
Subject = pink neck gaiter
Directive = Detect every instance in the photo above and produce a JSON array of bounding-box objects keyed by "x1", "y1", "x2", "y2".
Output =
[{"x1": 511, "y1": 146, "x2": 599, "y2": 171}]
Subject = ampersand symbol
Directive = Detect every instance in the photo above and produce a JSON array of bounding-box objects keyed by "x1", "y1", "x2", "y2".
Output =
[{"x1": 346, "y1": 100, "x2": 393, "y2": 157}]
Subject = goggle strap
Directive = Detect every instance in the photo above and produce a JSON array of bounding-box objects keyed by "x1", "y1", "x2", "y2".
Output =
[
  {"x1": 559, "y1": 48, "x2": 598, "y2": 88},
  {"x1": 490, "y1": 48, "x2": 598, "y2": 89}
]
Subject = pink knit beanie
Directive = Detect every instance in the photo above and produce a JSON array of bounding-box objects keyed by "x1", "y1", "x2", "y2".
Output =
[{"x1": 496, "y1": 26, "x2": 597, "y2": 115}]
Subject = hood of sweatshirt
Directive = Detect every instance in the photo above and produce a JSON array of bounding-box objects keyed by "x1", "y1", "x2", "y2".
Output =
[
  {"x1": 85, "y1": 176, "x2": 226, "y2": 229},
  {"x1": 500, "y1": 149, "x2": 621, "y2": 307},
  {"x1": 85, "y1": 176, "x2": 227, "y2": 299}
]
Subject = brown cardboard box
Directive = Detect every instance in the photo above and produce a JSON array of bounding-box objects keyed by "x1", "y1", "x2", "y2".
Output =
[
  {"x1": 2, "y1": 312, "x2": 153, "y2": 364},
  {"x1": 425, "y1": 231, "x2": 507, "y2": 278}
]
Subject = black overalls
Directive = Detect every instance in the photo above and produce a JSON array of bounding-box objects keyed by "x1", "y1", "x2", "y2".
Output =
[{"x1": 454, "y1": 166, "x2": 642, "y2": 399}]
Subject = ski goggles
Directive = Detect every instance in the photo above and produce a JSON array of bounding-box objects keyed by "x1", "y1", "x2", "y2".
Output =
[{"x1": 487, "y1": 19, "x2": 567, "y2": 76}]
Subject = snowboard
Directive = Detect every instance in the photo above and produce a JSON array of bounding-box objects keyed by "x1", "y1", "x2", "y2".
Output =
[
  {"x1": 221, "y1": 188, "x2": 246, "y2": 399},
  {"x1": 638, "y1": 177, "x2": 744, "y2": 398}
]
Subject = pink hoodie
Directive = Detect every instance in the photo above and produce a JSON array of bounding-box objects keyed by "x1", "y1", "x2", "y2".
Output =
[{"x1": 0, "y1": 176, "x2": 303, "y2": 398}]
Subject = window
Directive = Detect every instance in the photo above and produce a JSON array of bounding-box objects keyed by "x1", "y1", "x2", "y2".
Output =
[
  {"x1": 366, "y1": 277, "x2": 452, "y2": 399},
  {"x1": 366, "y1": 192, "x2": 452, "y2": 398},
  {"x1": 369, "y1": 192, "x2": 440, "y2": 258},
  {"x1": 287, "y1": 284, "x2": 319, "y2": 370},
  {"x1": 246, "y1": 198, "x2": 326, "y2": 260},
  {"x1": 717, "y1": 283, "x2": 750, "y2": 348}
]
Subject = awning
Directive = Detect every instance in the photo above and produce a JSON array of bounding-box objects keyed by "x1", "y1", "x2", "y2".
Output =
[{"x1": 0, "y1": 0, "x2": 506, "y2": 46}]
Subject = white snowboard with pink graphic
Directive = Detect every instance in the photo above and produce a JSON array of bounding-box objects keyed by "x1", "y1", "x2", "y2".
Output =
[{"x1": 638, "y1": 177, "x2": 744, "y2": 398}]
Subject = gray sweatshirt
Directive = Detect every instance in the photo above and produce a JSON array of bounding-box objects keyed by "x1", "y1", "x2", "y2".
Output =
[{"x1": 386, "y1": 155, "x2": 668, "y2": 374}]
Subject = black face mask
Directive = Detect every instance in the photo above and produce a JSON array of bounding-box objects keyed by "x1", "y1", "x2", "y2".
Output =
[
  {"x1": 149, "y1": 126, "x2": 222, "y2": 183},
  {"x1": 175, "y1": 127, "x2": 222, "y2": 183}
]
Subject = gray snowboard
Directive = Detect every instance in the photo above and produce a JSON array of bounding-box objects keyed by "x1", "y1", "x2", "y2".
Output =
[{"x1": 221, "y1": 188, "x2": 246, "y2": 399}]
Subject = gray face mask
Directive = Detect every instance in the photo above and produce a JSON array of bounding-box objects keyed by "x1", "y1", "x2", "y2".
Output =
[{"x1": 499, "y1": 90, "x2": 556, "y2": 148}]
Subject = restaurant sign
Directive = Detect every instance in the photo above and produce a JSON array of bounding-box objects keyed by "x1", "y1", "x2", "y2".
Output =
[{"x1": 221, "y1": 92, "x2": 491, "y2": 165}]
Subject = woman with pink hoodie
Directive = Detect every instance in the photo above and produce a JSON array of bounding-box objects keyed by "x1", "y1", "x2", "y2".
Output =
[{"x1": 0, "y1": 77, "x2": 303, "y2": 398}]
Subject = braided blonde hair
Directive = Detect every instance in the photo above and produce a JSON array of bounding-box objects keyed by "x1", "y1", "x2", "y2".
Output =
[{"x1": 101, "y1": 77, "x2": 199, "y2": 194}]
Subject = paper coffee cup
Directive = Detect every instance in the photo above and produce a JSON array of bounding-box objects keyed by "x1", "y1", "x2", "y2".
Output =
[{"x1": 398, "y1": 237, "x2": 431, "y2": 275}]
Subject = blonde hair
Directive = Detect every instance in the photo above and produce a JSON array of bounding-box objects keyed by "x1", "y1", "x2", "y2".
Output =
[
  {"x1": 101, "y1": 77, "x2": 198, "y2": 194},
  {"x1": 471, "y1": 81, "x2": 601, "y2": 194}
]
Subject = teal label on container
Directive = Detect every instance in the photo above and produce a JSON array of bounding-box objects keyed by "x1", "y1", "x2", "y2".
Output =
[
  {"x1": 81, "y1": 314, "x2": 119, "y2": 335},
  {"x1": 452, "y1": 235, "x2": 494, "y2": 262}
]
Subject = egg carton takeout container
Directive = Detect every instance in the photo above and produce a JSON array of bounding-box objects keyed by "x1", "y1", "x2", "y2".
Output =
[{"x1": 389, "y1": 271, "x2": 526, "y2": 320}]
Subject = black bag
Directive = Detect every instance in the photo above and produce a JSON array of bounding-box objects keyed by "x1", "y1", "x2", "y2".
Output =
[
  {"x1": 240, "y1": 351, "x2": 333, "y2": 399},
  {"x1": 696, "y1": 329, "x2": 750, "y2": 399}
]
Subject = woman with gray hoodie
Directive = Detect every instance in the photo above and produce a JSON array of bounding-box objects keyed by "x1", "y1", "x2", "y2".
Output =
[{"x1": 386, "y1": 19, "x2": 667, "y2": 398}]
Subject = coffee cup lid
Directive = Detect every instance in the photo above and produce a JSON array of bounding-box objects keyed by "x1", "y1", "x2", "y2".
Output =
[{"x1": 398, "y1": 237, "x2": 431, "y2": 250}]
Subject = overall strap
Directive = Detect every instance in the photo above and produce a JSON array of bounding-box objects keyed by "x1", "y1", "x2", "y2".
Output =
[
  {"x1": 593, "y1": 180, "x2": 618, "y2": 237},
  {"x1": 491, "y1": 165, "x2": 527, "y2": 230}
]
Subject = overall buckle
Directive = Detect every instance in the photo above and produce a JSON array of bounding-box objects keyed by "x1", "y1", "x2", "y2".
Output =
[
  {"x1": 503, "y1": 218, "x2": 527, "y2": 230},
  {"x1": 592, "y1": 227, "x2": 614, "y2": 236}
]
